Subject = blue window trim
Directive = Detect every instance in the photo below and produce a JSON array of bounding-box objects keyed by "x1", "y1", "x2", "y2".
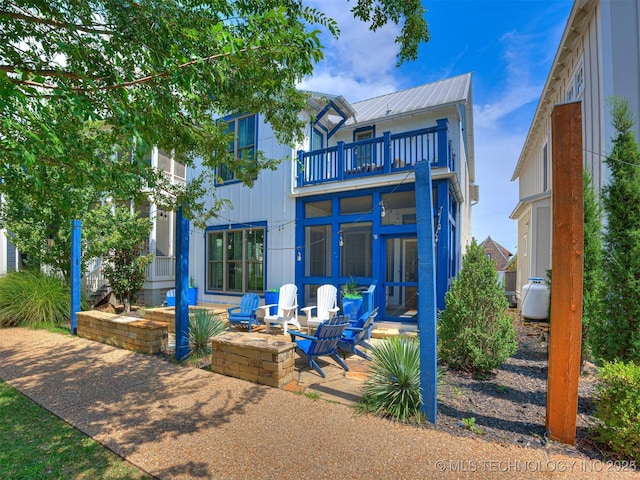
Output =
[
  {"x1": 352, "y1": 125, "x2": 376, "y2": 141},
  {"x1": 214, "y1": 113, "x2": 259, "y2": 187},
  {"x1": 203, "y1": 220, "x2": 268, "y2": 297}
]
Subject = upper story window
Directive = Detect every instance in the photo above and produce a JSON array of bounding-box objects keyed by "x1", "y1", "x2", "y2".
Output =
[
  {"x1": 354, "y1": 126, "x2": 375, "y2": 167},
  {"x1": 311, "y1": 127, "x2": 324, "y2": 151},
  {"x1": 218, "y1": 114, "x2": 256, "y2": 182},
  {"x1": 542, "y1": 143, "x2": 548, "y2": 192},
  {"x1": 565, "y1": 61, "x2": 584, "y2": 102}
]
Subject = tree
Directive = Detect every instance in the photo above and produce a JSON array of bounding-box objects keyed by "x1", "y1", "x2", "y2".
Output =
[
  {"x1": 438, "y1": 240, "x2": 517, "y2": 373},
  {"x1": 582, "y1": 172, "x2": 605, "y2": 363},
  {"x1": 0, "y1": 0, "x2": 429, "y2": 272},
  {"x1": 598, "y1": 97, "x2": 640, "y2": 363},
  {"x1": 84, "y1": 206, "x2": 153, "y2": 313}
]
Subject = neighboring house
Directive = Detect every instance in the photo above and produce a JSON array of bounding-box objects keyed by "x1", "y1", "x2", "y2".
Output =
[
  {"x1": 480, "y1": 236, "x2": 513, "y2": 280},
  {"x1": 0, "y1": 147, "x2": 183, "y2": 305},
  {"x1": 480, "y1": 236, "x2": 515, "y2": 308},
  {"x1": 510, "y1": 0, "x2": 640, "y2": 299},
  {"x1": 189, "y1": 73, "x2": 477, "y2": 322},
  {"x1": 0, "y1": 229, "x2": 18, "y2": 275},
  {"x1": 82, "y1": 147, "x2": 185, "y2": 306}
]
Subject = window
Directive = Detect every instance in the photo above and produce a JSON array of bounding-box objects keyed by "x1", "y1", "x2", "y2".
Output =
[
  {"x1": 354, "y1": 127, "x2": 374, "y2": 167},
  {"x1": 305, "y1": 225, "x2": 332, "y2": 276},
  {"x1": 311, "y1": 127, "x2": 324, "y2": 151},
  {"x1": 565, "y1": 85, "x2": 574, "y2": 102},
  {"x1": 565, "y1": 62, "x2": 584, "y2": 102},
  {"x1": 574, "y1": 65, "x2": 584, "y2": 98},
  {"x1": 340, "y1": 195, "x2": 372, "y2": 215},
  {"x1": 543, "y1": 143, "x2": 548, "y2": 192},
  {"x1": 207, "y1": 227, "x2": 264, "y2": 292},
  {"x1": 219, "y1": 114, "x2": 256, "y2": 182},
  {"x1": 381, "y1": 191, "x2": 416, "y2": 226},
  {"x1": 340, "y1": 222, "x2": 372, "y2": 277},
  {"x1": 305, "y1": 200, "x2": 332, "y2": 218}
]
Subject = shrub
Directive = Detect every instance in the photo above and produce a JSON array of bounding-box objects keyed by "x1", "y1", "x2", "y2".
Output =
[
  {"x1": 188, "y1": 308, "x2": 226, "y2": 359},
  {"x1": 438, "y1": 239, "x2": 517, "y2": 373},
  {"x1": 593, "y1": 361, "x2": 640, "y2": 461},
  {"x1": 597, "y1": 97, "x2": 640, "y2": 363},
  {"x1": 0, "y1": 271, "x2": 70, "y2": 328},
  {"x1": 582, "y1": 172, "x2": 605, "y2": 363},
  {"x1": 359, "y1": 336, "x2": 422, "y2": 422}
]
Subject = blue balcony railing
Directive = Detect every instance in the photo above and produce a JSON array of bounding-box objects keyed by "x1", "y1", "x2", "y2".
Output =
[{"x1": 297, "y1": 119, "x2": 451, "y2": 187}]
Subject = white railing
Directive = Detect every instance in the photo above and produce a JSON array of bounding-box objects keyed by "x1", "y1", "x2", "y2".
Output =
[
  {"x1": 146, "y1": 255, "x2": 175, "y2": 281},
  {"x1": 82, "y1": 257, "x2": 108, "y2": 295}
]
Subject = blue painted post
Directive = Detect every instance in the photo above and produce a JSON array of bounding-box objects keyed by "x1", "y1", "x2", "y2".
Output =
[
  {"x1": 337, "y1": 141, "x2": 345, "y2": 181},
  {"x1": 296, "y1": 150, "x2": 304, "y2": 187},
  {"x1": 383, "y1": 131, "x2": 392, "y2": 173},
  {"x1": 436, "y1": 118, "x2": 449, "y2": 168},
  {"x1": 415, "y1": 161, "x2": 438, "y2": 423},
  {"x1": 70, "y1": 220, "x2": 81, "y2": 335},
  {"x1": 175, "y1": 207, "x2": 190, "y2": 361}
]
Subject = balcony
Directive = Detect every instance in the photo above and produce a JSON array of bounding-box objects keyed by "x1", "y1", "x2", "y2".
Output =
[{"x1": 296, "y1": 120, "x2": 452, "y2": 188}]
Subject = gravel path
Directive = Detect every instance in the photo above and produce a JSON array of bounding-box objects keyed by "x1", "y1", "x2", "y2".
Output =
[{"x1": 1, "y1": 327, "x2": 638, "y2": 480}]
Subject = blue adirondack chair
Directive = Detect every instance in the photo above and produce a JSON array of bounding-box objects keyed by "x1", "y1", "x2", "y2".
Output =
[
  {"x1": 227, "y1": 293, "x2": 261, "y2": 332},
  {"x1": 288, "y1": 316, "x2": 350, "y2": 378},
  {"x1": 338, "y1": 307, "x2": 378, "y2": 360}
]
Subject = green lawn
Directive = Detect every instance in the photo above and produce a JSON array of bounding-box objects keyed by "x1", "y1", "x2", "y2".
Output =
[{"x1": 0, "y1": 380, "x2": 152, "y2": 480}]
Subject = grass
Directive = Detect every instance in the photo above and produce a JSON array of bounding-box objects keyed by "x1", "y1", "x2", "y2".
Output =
[
  {"x1": 0, "y1": 380, "x2": 152, "y2": 480},
  {"x1": 0, "y1": 271, "x2": 70, "y2": 328}
]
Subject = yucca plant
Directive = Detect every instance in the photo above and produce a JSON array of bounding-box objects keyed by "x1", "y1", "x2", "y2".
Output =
[
  {"x1": 188, "y1": 308, "x2": 226, "y2": 359},
  {"x1": 0, "y1": 271, "x2": 70, "y2": 328},
  {"x1": 360, "y1": 335, "x2": 422, "y2": 422}
]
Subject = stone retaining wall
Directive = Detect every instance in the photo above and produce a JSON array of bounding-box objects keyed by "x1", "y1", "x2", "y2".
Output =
[
  {"x1": 77, "y1": 311, "x2": 168, "y2": 354},
  {"x1": 211, "y1": 332, "x2": 295, "y2": 388},
  {"x1": 144, "y1": 305, "x2": 231, "y2": 333}
]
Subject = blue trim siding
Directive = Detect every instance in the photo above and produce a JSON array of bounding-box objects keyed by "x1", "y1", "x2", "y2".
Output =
[
  {"x1": 295, "y1": 180, "x2": 458, "y2": 319},
  {"x1": 203, "y1": 220, "x2": 268, "y2": 297},
  {"x1": 214, "y1": 113, "x2": 259, "y2": 186}
]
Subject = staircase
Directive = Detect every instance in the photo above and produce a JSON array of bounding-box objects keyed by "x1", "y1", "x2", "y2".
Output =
[{"x1": 90, "y1": 283, "x2": 113, "y2": 308}]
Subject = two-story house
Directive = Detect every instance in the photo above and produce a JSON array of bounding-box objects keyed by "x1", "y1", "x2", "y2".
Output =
[
  {"x1": 190, "y1": 73, "x2": 476, "y2": 322},
  {"x1": 510, "y1": 0, "x2": 640, "y2": 298}
]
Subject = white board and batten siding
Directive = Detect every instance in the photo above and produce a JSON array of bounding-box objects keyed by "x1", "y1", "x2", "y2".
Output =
[{"x1": 512, "y1": 0, "x2": 640, "y2": 296}]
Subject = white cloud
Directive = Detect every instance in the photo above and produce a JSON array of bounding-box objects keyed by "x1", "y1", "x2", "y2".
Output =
[
  {"x1": 471, "y1": 5, "x2": 570, "y2": 253},
  {"x1": 299, "y1": 1, "x2": 401, "y2": 101}
]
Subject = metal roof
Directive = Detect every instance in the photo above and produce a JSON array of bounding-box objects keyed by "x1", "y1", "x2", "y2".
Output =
[{"x1": 346, "y1": 73, "x2": 472, "y2": 124}]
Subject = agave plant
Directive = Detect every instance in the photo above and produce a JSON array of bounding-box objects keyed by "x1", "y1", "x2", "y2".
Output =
[
  {"x1": 188, "y1": 308, "x2": 226, "y2": 359},
  {"x1": 360, "y1": 335, "x2": 422, "y2": 422}
]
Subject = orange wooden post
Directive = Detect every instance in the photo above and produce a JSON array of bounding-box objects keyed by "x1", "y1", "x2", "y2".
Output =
[{"x1": 546, "y1": 102, "x2": 584, "y2": 445}]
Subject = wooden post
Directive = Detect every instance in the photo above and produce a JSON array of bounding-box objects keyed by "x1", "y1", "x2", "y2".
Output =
[
  {"x1": 546, "y1": 102, "x2": 584, "y2": 445},
  {"x1": 415, "y1": 161, "x2": 438, "y2": 423}
]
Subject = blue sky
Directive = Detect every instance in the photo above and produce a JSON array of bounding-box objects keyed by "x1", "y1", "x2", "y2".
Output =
[{"x1": 300, "y1": 0, "x2": 574, "y2": 255}]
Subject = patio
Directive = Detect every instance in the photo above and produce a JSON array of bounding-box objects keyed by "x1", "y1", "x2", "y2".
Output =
[{"x1": 144, "y1": 303, "x2": 416, "y2": 406}]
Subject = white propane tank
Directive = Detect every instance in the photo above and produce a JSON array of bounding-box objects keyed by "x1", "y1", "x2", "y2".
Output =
[{"x1": 521, "y1": 277, "x2": 550, "y2": 320}]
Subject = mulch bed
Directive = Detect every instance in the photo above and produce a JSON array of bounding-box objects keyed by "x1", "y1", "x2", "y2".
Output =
[{"x1": 433, "y1": 316, "x2": 606, "y2": 460}]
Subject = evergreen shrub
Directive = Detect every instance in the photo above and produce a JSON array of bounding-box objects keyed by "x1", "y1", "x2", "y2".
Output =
[
  {"x1": 593, "y1": 361, "x2": 640, "y2": 461},
  {"x1": 438, "y1": 240, "x2": 517, "y2": 373}
]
